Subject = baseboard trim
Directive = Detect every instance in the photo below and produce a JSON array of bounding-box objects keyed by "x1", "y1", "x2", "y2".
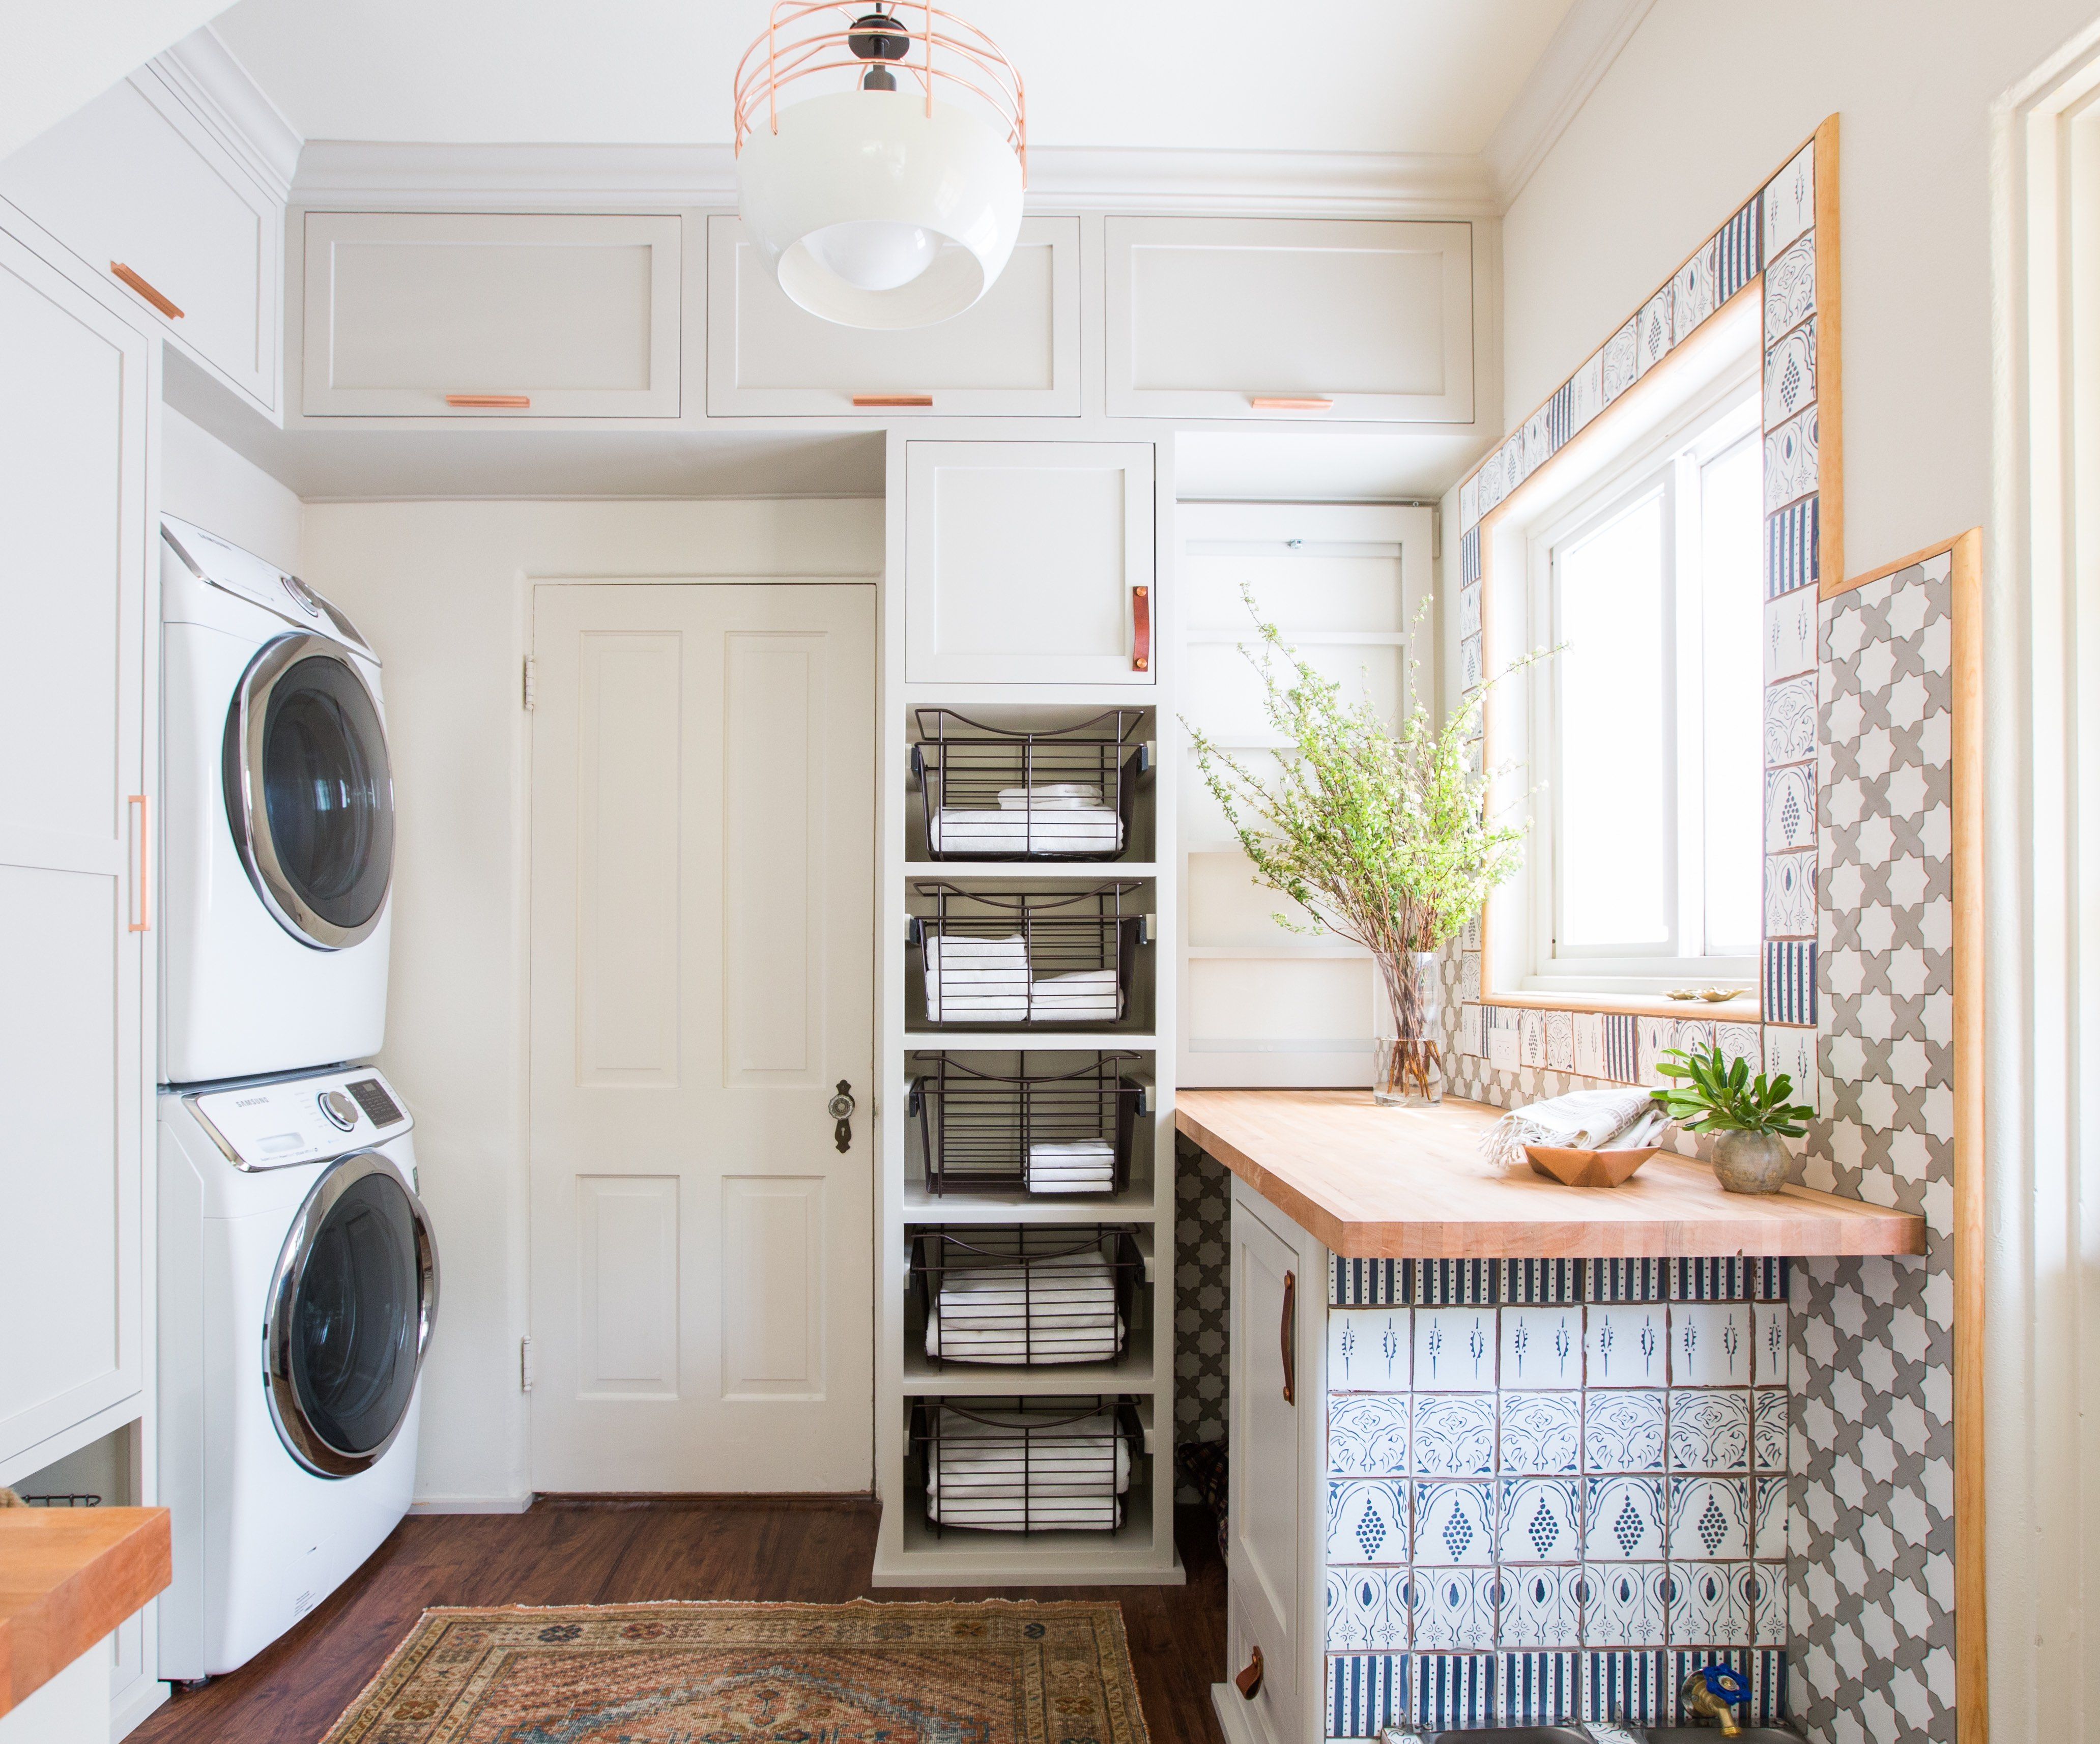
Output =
[
  {"x1": 408, "y1": 1495, "x2": 535, "y2": 1515},
  {"x1": 112, "y1": 1674, "x2": 169, "y2": 1742},
  {"x1": 531, "y1": 1491, "x2": 880, "y2": 1512}
]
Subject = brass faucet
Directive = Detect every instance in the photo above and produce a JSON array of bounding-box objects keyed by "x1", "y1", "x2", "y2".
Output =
[{"x1": 1680, "y1": 1665, "x2": 1750, "y2": 1735}]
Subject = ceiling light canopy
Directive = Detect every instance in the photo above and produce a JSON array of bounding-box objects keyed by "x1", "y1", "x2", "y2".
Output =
[{"x1": 734, "y1": 2, "x2": 1027, "y2": 329}]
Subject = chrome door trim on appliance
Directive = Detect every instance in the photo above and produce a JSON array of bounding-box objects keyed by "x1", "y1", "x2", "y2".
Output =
[
  {"x1": 263, "y1": 1152, "x2": 439, "y2": 1478},
  {"x1": 224, "y1": 633, "x2": 394, "y2": 950}
]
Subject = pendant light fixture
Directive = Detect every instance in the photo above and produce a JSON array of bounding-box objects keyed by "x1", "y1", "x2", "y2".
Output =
[{"x1": 733, "y1": 2, "x2": 1027, "y2": 329}]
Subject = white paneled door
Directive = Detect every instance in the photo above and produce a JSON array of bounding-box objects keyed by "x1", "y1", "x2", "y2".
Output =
[{"x1": 529, "y1": 583, "x2": 875, "y2": 1492}]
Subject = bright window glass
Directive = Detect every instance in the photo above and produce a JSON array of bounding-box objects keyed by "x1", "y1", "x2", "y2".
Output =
[{"x1": 1699, "y1": 433, "x2": 1763, "y2": 956}]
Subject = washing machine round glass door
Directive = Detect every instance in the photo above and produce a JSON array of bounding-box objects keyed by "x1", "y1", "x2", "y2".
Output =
[
  {"x1": 264, "y1": 1153, "x2": 440, "y2": 1478},
  {"x1": 224, "y1": 633, "x2": 394, "y2": 950}
]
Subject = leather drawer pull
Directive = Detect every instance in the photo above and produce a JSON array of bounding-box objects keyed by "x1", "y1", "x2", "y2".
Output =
[
  {"x1": 1281, "y1": 1269, "x2": 1296, "y2": 1405},
  {"x1": 1235, "y1": 1645, "x2": 1263, "y2": 1699},
  {"x1": 1132, "y1": 585, "x2": 1151, "y2": 672}
]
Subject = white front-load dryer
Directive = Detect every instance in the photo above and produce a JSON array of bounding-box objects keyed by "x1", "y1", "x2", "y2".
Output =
[
  {"x1": 160, "y1": 514, "x2": 394, "y2": 1085},
  {"x1": 158, "y1": 1064, "x2": 438, "y2": 1680}
]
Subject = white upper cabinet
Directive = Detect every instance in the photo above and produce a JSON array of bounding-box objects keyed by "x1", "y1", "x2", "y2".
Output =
[
  {"x1": 706, "y1": 214, "x2": 1080, "y2": 416},
  {"x1": 0, "y1": 73, "x2": 282, "y2": 417},
  {"x1": 1106, "y1": 216, "x2": 1474, "y2": 423},
  {"x1": 302, "y1": 212, "x2": 682, "y2": 417},
  {"x1": 906, "y1": 441, "x2": 1155, "y2": 686}
]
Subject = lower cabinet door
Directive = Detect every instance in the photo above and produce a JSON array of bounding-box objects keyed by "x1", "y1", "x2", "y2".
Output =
[{"x1": 1229, "y1": 1192, "x2": 1304, "y2": 1744}]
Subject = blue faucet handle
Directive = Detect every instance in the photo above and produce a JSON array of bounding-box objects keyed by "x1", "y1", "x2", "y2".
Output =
[{"x1": 1698, "y1": 1664, "x2": 1752, "y2": 1703}]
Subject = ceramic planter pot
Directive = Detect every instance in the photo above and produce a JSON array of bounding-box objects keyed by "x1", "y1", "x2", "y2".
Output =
[{"x1": 1711, "y1": 1129, "x2": 1791, "y2": 1194}]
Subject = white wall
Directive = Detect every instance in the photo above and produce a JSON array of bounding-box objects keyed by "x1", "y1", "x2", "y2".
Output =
[
  {"x1": 0, "y1": 1, "x2": 232, "y2": 161},
  {"x1": 161, "y1": 406, "x2": 301, "y2": 570},
  {"x1": 295, "y1": 499, "x2": 882, "y2": 1507}
]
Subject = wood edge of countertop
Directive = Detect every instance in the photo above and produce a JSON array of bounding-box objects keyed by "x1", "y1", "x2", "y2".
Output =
[
  {"x1": 1174, "y1": 1092, "x2": 1929, "y2": 1260},
  {"x1": 0, "y1": 1506, "x2": 170, "y2": 1717}
]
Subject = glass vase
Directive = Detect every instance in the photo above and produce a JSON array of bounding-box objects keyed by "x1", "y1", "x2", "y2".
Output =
[{"x1": 1373, "y1": 951, "x2": 1444, "y2": 1107}]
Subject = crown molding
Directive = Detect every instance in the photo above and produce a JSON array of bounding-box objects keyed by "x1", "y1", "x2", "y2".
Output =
[
  {"x1": 1484, "y1": 0, "x2": 1657, "y2": 207},
  {"x1": 291, "y1": 138, "x2": 1499, "y2": 217},
  {"x1": 146, "y1": 25, "x2": 303, "y2": 199}
]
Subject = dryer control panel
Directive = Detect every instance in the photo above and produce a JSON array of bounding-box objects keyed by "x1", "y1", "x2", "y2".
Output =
[{"x1": 185, "y1": 1067, "x2": 412, "y2": 1171}]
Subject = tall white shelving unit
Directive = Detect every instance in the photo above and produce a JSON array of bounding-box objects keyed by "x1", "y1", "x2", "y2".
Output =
[{"x1": 873, "y1": 423, "x2": 1183, "y2": 1586}]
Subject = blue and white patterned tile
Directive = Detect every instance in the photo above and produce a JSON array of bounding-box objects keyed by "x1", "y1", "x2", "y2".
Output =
[
  {"x1": 1328, "y1": 1477, "x2": 1410, "y2": 1564},
  {"x1": 1332, "y1": 1256, "x2": 1409, "y2": 1307},
  {"x1": 1330, "y1": 1394, "x2": 1410, "y2": 1477},
  {"x1": 1458, "y1": 475, "x2": 1479, "y2": 533},
  {"x1": 1587, "y1": 1258, "x2": 1666, "y2": 1303},
  {"x1": 1570, "y1": 349, "x2": 1606, "y2": 437},
  {"x1": 1765, "y1": 494, "x2": 1819, "y2": 597},
  {"x1": 1503, "y1": 1259, "x2": 1582, "y2": 1305},
  {"x1": 1763, "y1": 140, "x2": 1816, "y2": 259},
  {"x1": 1671, "y1": 1302, "x2": 1752, "y2": 1386},
  {"x1": 1330, "y1": 1307, "x2": 1411, "y2": 1390},
  {"x1": 1765, "y1": 583, "x2": 1818, "y2": 681},
  {"x1": 1764, "y1": 230, "x2": 1815, "y2": 341},
  {"x1": 1763, "y1": 940, "x2": 1817, "y2": 1024},
  {"x1": 1764, "y1": 763, "x2": 1816, "y2": 854},
  {"x1": 1459, "y1": 951, "x2": 1482, "y2": 1002},
  {"x1": 1581, "y1": 1566, "x2": 1670, "y2": 1646},
  {"x1": 1584, "y1": 1647, "x2": 1673, "y2": 1725},
  {"x1": 1416, "y1": 1652, "x2": 1498, "y2": 1730},
  {"x1": 1499, "y1": 1568, "x2": 1584, "y2": 1650},
  {"x1": 1601, "y1": 317, "x2": 1639, "y2": 405},
  {"x1": 1673, "y1": 238, "x2": 1718, "y2": 342},
  {"x1": 1753, "y1": 1303, "x2": 1790, "y2": 1387},
  {"x1": 1716, "y1": 1021, "x2": 1763, "y2": 1072},
  {"x1": 1415, "y1": 1305, "x2": 1496, "y2": 1390},
  {"x1": 1763, "y1": 316, "x2": 1817, "y2": 430},
  {"x1": 1413, "y1": 1566, "x2": 1498, "y2": 1651},
  {"x1": 1499, "y1": 1476, "x2": 1582, "y2": 1563},
  {"x1": 1669, "y1": 1561, "x2": 1751, "y2": 1645},
  {"x1": 1763, "y1": 670, "x2": 1816, "y2": 766},
  {"x1": 1634, "y1": 1016, "x2": 1674, "y2": 1089},
  {"x1": 1666, "y1": 1390, "x2": 1751, "y2": 1472},
  {"x1": 1762, "y1": 1023, "x2": 1817, "y2": 1113},
  {"x1": 1328, "y1": 1564, "x2": 1412, "y2": 1652},
  {"x1": 1418, "y1": 1257, "x2": 1499, "y2": 1306},
  {"x1": 1751, "y1": 1389, "x2": 1788, "y2": 1472},
  {"x1": 1633, "y1": 284, "x2": 1673, "y2": 379},
  {"x1": 1328, "y1": 1652, "x2": 1407, "y2": 1737},
  {"x1": 1545, "y1": 1008, "x2": 1576, "y2": 1072},
  {"x1": 1458, "y1": 577, "x2": 1481, "y2": 637},
  {"x1": 1413, "y1": 1392, "x2": 1495, "y2": 1478},
  {"x1": 1572, "y1": 1012, "x2": 1609, "y2": 1080},
  {"x1": 1584, "y1": 1389, "x2": 1666, "y2": 1473},
  {"x1": 1414, "y1": 1480, "x2": 1495, "y2": 1566},
  {"x1": 1763, "y1": 405, "x2": 1819, "y2": 512},
  {"x1": 1518, "y1": 1009, "x2": 1548, "y2": 1069},
  {"x1": 1503, "y1": 1647, "x2": 1583, "y2": 1724},
  {"x1": 1750, "y1": 1474, "x2": 1788, "y2": 1560},
  {"x1": 1666, "y1": 1260, "x2": 1752, "y2": 1302},
  {"x1": 1526, "y1": 407, "x2": 1551, "y2": 475},
  {"x1": 1765, "y1": 849, "x2": 1816, "y2": 939},
  {"x1": 1488, "y1": 1008, "x2": 1521, "y2": 1072},
  {"x1": 1714, "y1": 197, "x2": 1762, "y2": 304},
  {"x1": 1501, "y1": 1391, "x2": 1581, "y2": 1476},
  {"x1": 1747, "y1": 1563, "x2": 1788, "y2": 1644},
  {"x1": 1459, "y1": 1001, "x2": 1484, "y2": 1059},
  {"x1": 1667, "y1": 1474, "x2": 1751, "y2": 1560},
  {"x1": 1460, "y1": 631, "x2": 1483, "y2": 693},
  {"x1": 1502, "y1": 1304, "x2": 1583, "y2": 1389},
  {"x1": 1586, "y1": 1475, "x2": 1666, "y2": 1562},
  {"x1": 1750, "y1": 1648, "x2": 1788, "y2": 1725},
  {"x1": 1587, "y1": 1302, "x2": 1667, "y2": 1387}
]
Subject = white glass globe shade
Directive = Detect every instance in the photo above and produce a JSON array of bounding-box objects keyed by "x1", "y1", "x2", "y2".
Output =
[
  {"x1": 737, "y1": 89, "x2": 1023, "y2": 329},
  {"x1": 802, "y1": 218, "x2": 938, "y2": 291}
]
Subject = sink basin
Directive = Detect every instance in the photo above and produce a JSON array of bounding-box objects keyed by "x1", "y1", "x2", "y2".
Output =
[{"x1": 1646, "y1": 1732, "x2": 1806, "y2": 1742}]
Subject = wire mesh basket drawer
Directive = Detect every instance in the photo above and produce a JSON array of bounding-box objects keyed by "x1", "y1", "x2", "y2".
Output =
[
  {"x1": 912, "y1": 1395, "x2": 1144, "y2": 1536},
  {"x1": 911, "y1": 1053, "x2": 1144, "y2": 1195},
  {"x1": 910, "y1": 1225, "x2": 1142, "y2": 1369},
  {"x1": 912, "y1": 881, "x2": 1147, "y2": 1027},
  {"x1": 913, "y1": 708, "x2": 1146, "y2": 861}
]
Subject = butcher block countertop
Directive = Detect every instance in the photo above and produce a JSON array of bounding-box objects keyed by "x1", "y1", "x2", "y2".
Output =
[
  {"x1": 1174, "y1": 1090, "x2": 1927, "y2": 1261},
  {"x1": 0, "y1": 1506, "x2": 169, "y2": 1717}
]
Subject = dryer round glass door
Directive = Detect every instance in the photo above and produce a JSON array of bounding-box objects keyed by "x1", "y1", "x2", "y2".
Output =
[
  {"x1": 224, "y1": 634, "x2": 394, "y2": 949},
  {"x1": 264, "y1": 1153, "x2": 440, "y2": 1478}
]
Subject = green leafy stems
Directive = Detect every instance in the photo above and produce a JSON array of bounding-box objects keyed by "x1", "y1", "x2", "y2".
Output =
[
  {"x1": 1650, "y1": 1044, "x2": 1815, "y2": 1138},
  {"x1": 1181, "y1": 588, "x2": 1549, "y2": 1087}
]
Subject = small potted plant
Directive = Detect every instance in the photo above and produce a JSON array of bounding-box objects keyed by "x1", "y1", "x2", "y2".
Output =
[{"x1": 1650, "y1": 1045, "x2": 1815, "y2": 1194}]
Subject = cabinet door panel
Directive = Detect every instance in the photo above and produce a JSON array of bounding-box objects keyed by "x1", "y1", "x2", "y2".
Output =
[
  {"x1": 303, "y1": 212, "x2": 681, "y2": 417},
  {"x1": 1107, "y1": 216, "x2": 1473, "y2": 423},
  {"x1": 905, "y1": 441, "x2": 1155, "y2": 684},
  {"x1": 0, "y1": 74, "x2": 279, "y2": 414},
  {"x1": 707, "y1": 215, "x2": 1079, "y2": 415},
  {"x1": 1230, "y1": 1194, "x2": 1302, "y2": 1736},
  {"x1": 0, "y1": 235, "x2": 148, "y2": 1469}
]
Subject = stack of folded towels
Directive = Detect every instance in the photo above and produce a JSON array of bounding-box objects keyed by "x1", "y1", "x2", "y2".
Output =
[
  {"x1": 928, "y1": 781, "x2": 1124, "y2": 857},
  {"x1": 924, "y1": 1246, "x2": 1125, "y2": 1364},
  {"x1": 1479, "y1": 1087, "x2": 1669, "y2": 1170},
  {"x1": 924, "y1": 1403, "x2": 1132, "y2": 1532},
  {"x1": 1025, "y1": 1137, "x2": 1116, "y2": 1194},
  {"x1": 922, "y1": 933, "x2": 1124, "y2": 1023}
]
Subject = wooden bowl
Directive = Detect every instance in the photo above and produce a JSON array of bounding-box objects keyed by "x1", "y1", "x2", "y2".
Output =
[{"x1": 1523, "y1": 1144, "x2": 1662, "y2": 1188}]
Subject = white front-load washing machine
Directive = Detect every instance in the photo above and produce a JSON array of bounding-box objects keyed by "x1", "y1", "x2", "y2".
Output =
[
  {"x1": 158, "y1": 1064, "x2": 438, "y2": 1680},
  {"x1": 160, "y1": 514, "x2": 394, "y2": 1086}
]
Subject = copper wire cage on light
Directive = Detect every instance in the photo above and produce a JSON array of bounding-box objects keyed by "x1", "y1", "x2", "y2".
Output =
[{"x1": 731, "y1": 3, "x2": 1029, "y2": 328}]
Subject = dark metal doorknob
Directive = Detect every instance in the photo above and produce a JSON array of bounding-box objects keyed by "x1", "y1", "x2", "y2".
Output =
[{"x1": 827, "y1": 1080, "x2": 856, "y2": 1153}]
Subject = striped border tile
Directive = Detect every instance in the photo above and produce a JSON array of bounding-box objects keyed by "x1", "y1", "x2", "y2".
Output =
[
  {"x1": 1416, "y1": 1653, "x2": 1497, "y2": 1730},
  {"x1": 1587, "y1": 1260, "x2": 1669, "y2": 1303},
  {"x1": 1667, "y1": 1259, "x2": 1753, "y2": 1302},
  {"x1": 1328, "y1": 1653, "x2": 1407, "y2": 1737},
  {"x1": 1714, "y1": 196, "x2": 1763, "y2": 303},
  {"x1": 1460, "y1": 526, "x2": 1481, "y2": 586},
  {"x1": 1504, "y1": 1259, "x2": 1584, "y2": 1304},
  {"x1": 1602, "y1": 1014, "x2": 1638, "y2": 1084},
  {"x1": 1765, "y1": 494, "x2": 1819, "y2": 597},
  {"x1": 1417, "y1": 1259, "x2": 1500, "y2": 1306},
  {"x1": 1333, "y1": 1257, "x2": 1412, "y2": 1306},
  {"x1": 1585, "y1": 1648, "x2": 1672, "y2": 1726},
  {"x1": 1749, "y1": 1258, "x2": 1791, "y2": 1301},
  {"x1": 1763, "y1": 940, "x2": 1817, "y2": 1025},
  {"x1": 1671, "y1": 1648, "x2": 1754, "y2": 1726},
  {"x1": 1504, "y1": 1649, "x2": 1582, "y2": 1726}
]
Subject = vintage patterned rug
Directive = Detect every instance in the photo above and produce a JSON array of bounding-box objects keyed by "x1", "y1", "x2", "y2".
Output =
[{"x1": 320, "y1": 1599, "x2": 1149, "y2": 1743}]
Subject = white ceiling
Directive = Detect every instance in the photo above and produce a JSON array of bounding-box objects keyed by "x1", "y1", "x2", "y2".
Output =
[{"x1": 211, "y1": 0, "x2": 1578, "y2": 156}]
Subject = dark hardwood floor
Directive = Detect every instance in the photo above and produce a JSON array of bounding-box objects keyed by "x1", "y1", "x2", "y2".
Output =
[{"x1": 130, "y1": 1501, "x2": 1228, "y2": 1743}]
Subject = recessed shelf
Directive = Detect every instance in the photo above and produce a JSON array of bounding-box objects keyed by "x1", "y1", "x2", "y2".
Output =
[
  {"x1": 880, "y1": 1490, "x2": 1174, "y2": 1585},
  {"x1": 905, "y1": 861, "x2": 1159, "y2": 879},
  {"x1": 901, "y1": 1344, "x2": 1158, "y2": 1396},
  {"x1": 904, "y1": 1181, "x2": 1161, "y2": 1222},
  {"x1": 904, "y1": 1032, "x2": 1159, "y2": 1050}
]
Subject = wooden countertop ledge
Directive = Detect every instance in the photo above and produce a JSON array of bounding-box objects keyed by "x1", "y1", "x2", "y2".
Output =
[
  {"x1": 1175, "y1": 1090, "x2": 1926, "y2": 1260},
  {"x1": 0, "y1": 1506, "x2": 169, "y2": 1717}
]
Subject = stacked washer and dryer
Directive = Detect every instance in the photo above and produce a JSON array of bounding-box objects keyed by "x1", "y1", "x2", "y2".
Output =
[{"x1": 155, "y1": 516, "x2": 439, "y2": 1681}]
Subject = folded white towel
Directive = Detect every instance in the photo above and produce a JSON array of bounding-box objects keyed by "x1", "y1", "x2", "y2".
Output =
[
  {"x1": 998, "y1": 783, "x2": 1102, "y2": 810},
  {"x1": 925, "y1": 1405, "x2": 1133, "y2": 1531},
  {"x1": 1026, "y1": 967, "x2": 1123, "y2": 1021},
  {"x1": 925, "y1": 1307, "x2": 1125, "y2": 1363},
  {"x1": 1480, "y1": 1088, "x2": 1661, "y2": 1170},
  {"x1": 922, "y1": 933, "x2": 1028, "y2": 1023},
  {"x1": 929, "y1": 807, "x2": 1124, "y2": 855}
]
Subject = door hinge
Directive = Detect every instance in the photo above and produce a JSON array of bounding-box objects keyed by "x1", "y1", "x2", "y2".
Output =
[
  {"x1": 520, "y1": 1335, "x2": 535, "y2": 1392},
  {"x1": 522, "y1": 655, "x2": 538, "y2": 711}
]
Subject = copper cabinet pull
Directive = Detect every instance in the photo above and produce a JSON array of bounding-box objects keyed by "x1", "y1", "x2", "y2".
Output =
[
  {"x1": 109, "y1": 263, "x2": 182, "y2": 320},
  {"x1": 1281, "y1": 1269, "x2": 1296, "y2": 1405},
  {"x1": 1250, "y1": 395, "x2": 1332, "y2": 411},
  {"x1": 852, "y1": 394, "x2": 933, "y2": 407},
  {"x1": 446, "y1": 394, "x2": 532, "y2": 409},
  {"x1": 1234, "y1": 1645, "x2": 1264, "y2": 1699},
  {"x1": 128, "y1": 794, "x2": 150, "y2": 933},
  {"x1": 1132, "y1": 585, "x2": 1151, "y2": 673}
]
